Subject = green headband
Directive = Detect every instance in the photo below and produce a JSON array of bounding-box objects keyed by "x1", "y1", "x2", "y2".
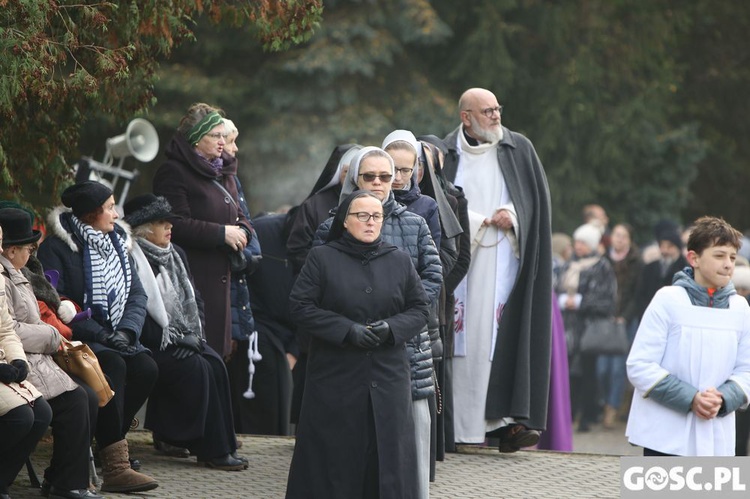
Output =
[{"x1": 186, "y1": 112, "x2": 224, "y2": 145}]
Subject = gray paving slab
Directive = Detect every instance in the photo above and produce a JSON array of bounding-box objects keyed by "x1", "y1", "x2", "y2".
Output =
[{"x1": 9, "y1": 430, "x2": 624, "y2": 499}]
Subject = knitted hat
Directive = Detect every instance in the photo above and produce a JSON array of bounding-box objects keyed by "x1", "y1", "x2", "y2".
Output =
[
  {"x1": 657, "y1": 228, "x2": 683, "y2": 250},
  {"x1": 123, "y1": 194, "x2": 174, "y2": 228},
  {"x1": 0, "y1": 208, "x2": 42, "y2": 246},
  {"x1": 61, "y1": 181, "x2": 113, "y2": 217},
  {"x1": 573, "y1": 223, "x2": 603, "y2": 253}
]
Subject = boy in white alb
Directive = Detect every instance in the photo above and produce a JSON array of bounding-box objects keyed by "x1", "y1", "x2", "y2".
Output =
[{"x1": 626, "y1": 216, "x2": 750, "y2": 456}]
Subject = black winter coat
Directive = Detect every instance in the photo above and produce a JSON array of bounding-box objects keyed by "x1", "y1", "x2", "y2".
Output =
[
  {"x1": 286, "y1": 241, "x2": 429, "y2": 499},
  {"x1": 286, "y1": 186, "x2": 340, "y2": 275},
  {"x1": 314, "y1": 195, "x2": 442, "y2": 400},
  {"x1": 37, "y1": 208, "x2": 148, "y2": 356},
  {"x1": 557, "y1": 255, "x2": 618, "y2": 355}
]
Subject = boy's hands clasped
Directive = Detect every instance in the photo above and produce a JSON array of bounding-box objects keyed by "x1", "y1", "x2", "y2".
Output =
[{"x1": 691, "y1": 387, "x2": 723, "y2": 420}]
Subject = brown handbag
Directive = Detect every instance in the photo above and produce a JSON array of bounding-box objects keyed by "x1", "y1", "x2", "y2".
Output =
[{"x1": 53, "y1": 339, "x2": 114, "y2": 407}]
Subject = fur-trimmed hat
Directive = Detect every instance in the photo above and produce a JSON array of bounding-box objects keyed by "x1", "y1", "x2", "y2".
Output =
[
  {"x1": 123, "y1": 194, "x2": 174, "y2": 228},
  {"x1": 61, "y1": 180, "x2": 113, "y2": 217}
]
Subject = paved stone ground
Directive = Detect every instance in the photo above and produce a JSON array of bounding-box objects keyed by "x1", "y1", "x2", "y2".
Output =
[{"x1": 9, "y1": 429, "x2": 625, "y2": 499}]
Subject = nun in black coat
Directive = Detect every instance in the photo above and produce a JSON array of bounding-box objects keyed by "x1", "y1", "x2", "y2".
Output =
[{"x1": 286, "y1": 191, "x2": 429, "y2": 499}]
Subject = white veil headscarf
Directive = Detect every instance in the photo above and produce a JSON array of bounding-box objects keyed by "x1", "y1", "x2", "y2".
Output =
[
  {"x1": 339, "y1": 146, "x2": 395, "y2": 204},
  {"x1": 382, "y1": 129, "x2": 422, "y2": 190}
]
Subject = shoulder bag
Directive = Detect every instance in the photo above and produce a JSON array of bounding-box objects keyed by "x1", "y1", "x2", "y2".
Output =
[
  {"x1": 579, "y1": 316, "x2": 629, "y2": 356},
  {"x1": 53, "y1": 338, "x2": 114, "y2": 407}
]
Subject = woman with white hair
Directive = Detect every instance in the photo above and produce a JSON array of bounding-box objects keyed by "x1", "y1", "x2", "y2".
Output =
[
  {"x1": 124, "y1": 194, "x2": 247, "y2": 471},
  {"x1": 556, "y1": 223, "x2": 617, "y2": 432}
]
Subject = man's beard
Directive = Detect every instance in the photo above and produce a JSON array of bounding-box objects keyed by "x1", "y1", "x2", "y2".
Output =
[{"x1": 468, "y1": 114, "x2": 503, "y2": 143}]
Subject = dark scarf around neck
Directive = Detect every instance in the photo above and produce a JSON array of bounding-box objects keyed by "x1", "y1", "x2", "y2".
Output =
[{"x1": 327, "y1": 231, "x2": 394, "y2": 264}]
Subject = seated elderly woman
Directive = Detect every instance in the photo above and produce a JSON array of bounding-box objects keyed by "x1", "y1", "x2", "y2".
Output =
[
  {"x1": 0, "y1": 208, "x2": 101, "y2": 499},
  {"x1": 124, "y1": 194, "x2": 246, "y2": 471},
  {"x1": 0, "y1": 272, "x2": 52, "y2": 499}
]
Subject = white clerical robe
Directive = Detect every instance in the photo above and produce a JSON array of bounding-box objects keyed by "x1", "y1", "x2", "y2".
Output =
[
  {"x1": 626, "y1": 286, "x2": 750, "y2": 456},
  {"x1": 452, "y1": 136, "x2": 521, "y2": 443}
]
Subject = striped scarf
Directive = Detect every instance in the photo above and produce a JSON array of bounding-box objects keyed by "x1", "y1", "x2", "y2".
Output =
[{"x1": 71, "y1": 215, "x2": 132, "y2": 329}]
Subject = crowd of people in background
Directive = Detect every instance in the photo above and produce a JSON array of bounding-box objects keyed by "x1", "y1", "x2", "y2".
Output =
[
  {"x1": 2, "y1": 86, "x2": 750, "y2": 499},
  {"x1": 555, "y1": 204, "x2": 750, "y2": 456}
]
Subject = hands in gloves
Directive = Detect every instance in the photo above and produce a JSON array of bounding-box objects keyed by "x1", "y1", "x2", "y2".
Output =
[
  {"x1": 97, "y1": 329, "x2": 135, "y2": 354},
  {"x1": 172, "y1": 335, "x2": 204, "y2": 360},
  {"x1": 367, "y1": 320, "x2": 392, "y2": 344},
  {"x1": 347, "y1": 323, "x2": 380, "y2": 349},
  {"x1": 0, "y1": 362, "x2": 19, "y2": 384}
]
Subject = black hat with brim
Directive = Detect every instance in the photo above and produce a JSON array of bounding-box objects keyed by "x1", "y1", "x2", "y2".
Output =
[{"x1": 0, "y1": 208, "x2": 42, "y2": 246}]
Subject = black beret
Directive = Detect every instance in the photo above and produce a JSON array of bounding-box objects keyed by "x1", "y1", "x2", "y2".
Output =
[{"x1": 61, "y1": 181, "x2": 113, "y2": 217}]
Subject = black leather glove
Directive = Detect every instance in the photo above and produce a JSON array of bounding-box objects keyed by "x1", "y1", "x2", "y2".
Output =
[
  {"x1": 112, "y1": 330, "x2": 137, "y2": 354},
  {"x1": 175, "y1": 334, "x2": 203, "y2": 353},
  {"x1": 347, "y1": 323, "x2": 380, "y2": 349},
  {"x1": 0, "y1": 362, "x2": 19, "y2": 384},
  {"x1": 11, "y1": 359, "x2": 29, "y2": 382},
  {"x1": 368, "y1": 320, "x2": 392, "y2": 344},
  {"x1": 97, "y1": 329, "x2": 135, "y2": 354}
]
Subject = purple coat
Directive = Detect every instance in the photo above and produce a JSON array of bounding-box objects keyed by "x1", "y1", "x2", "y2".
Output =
[{"x1": 153, "y1": 133, "x2": 251, "y2": 358}]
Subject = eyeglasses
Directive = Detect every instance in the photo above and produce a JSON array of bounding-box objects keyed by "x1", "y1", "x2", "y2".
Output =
[
  {"x1": 348, "y1": 212, "x2": 384, "y2": 223},
  {"x1": 465, "y1": 106, "x2": 503, "y2": 118},
  {"x1": 394, "y1": 167, "x2": 414, "y2": 177},
  {"x1": 17, "y1": 244, "x2": 36, "y2": 254},
  {"x1": 205, "y1": 132, "x2": 227, "y2": 140},
  {"x1": 358, "y1": 173, "x2": 393, "y2": 183}
]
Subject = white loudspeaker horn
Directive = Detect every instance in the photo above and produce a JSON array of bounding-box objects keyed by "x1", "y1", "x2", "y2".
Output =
[{"x1": 105, "y1": 118, "x2": 159, "y2": 163}]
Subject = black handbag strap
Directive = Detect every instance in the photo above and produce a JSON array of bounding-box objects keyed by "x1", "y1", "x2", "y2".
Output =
[
  {"x1": 211, "y1": 179, "x2": 241, "y2": 224},
  {"x1": 211, "y1": 179, "x2": 239, "y2": 209}
]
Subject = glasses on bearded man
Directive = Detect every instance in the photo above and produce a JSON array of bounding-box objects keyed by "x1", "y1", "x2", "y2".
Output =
[{"x1": 465, "y1": 106, "x2": 503, "y2": 118}]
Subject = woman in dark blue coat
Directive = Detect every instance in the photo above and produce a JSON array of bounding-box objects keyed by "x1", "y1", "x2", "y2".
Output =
[
  {"x1": 286, "y1": 191, "x2": 429, "y2": 499},
  {"x1": 37, "y1": 181, "x2": 158, "y2": 493}
]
